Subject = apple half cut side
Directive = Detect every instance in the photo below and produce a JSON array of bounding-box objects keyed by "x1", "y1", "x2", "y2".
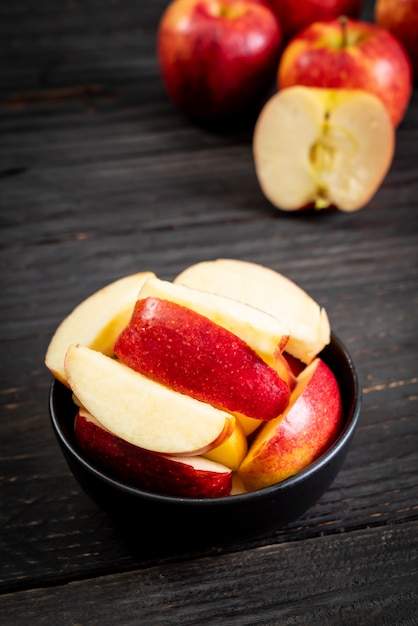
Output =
[
  {"x1": 45, "y1": 271, "x2": 155, "y2": 386},
  {"x1": 253, "y1": 86, "x2": 395, "y2": 213},
  {"x1": 114, "y1": 297, "x2": 291, "y2": 421},
  {"x1": 75, "y1": 409, "x2": 233, "y2": 498},
  {"x1": 238, "y1": 357, "x2": 343, "y2": 491},
  {"x1": 174, "y1": 258, "x2": 330, "y2": 364},
  {"x1": 64, "y1": 345, "x2": 235, "y2": 456},
  {"x1": 136, "y1": 275, "x2": 290, "y2": 364}
]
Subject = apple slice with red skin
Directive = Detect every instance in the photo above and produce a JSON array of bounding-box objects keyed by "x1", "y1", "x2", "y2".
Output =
[
  {"x1": 283, "y1": 352, "x2": 306, "y2": 378},
  {"x1": 137, "y1": 275, "x2": 290, "y2": 365},
  {"x1": 238, "y1": 357, "x2": 343, "y2": 491},
  {"x1": 65, "y1": 344, "x2": 235, "y2": 456},
  {"x1": 75, "y1": 409, "x2": 233, "y2": 498},
  {"x1": 114, "y1": 297, "x2": 291, "y2": 421},
  {"x1": 253, "y1": 86, "x2": 394, "y2": 213}
]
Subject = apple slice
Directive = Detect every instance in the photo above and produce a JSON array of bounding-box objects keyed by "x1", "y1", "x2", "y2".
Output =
[
  {"x1": 45, "y1": 271, "x2": 155, "y2": 386},
  {"x1": 238, "y1": 358, "x2": 343, "y2": 491},
  {"x1": 75, "y1": 409, "x2": 233, "y2": 498},
  {"x1": 252, "y1": 86, "x2": 394, "y2": 212},
  {"x1": 136, "y1": 275, "x2": 290, "y2": 364},
  {"x1": 175, "y1": 258, "x2": 330, "y2": 364},
  {"x1": 114, "y1": 297, "x2": 291, "y2": 421},
  {"x1": 202, "y1": 419, "x2": 248, "y2": 470},
  {"x1": 64, "y1": 345, "x2": 234, "y2": 455}
]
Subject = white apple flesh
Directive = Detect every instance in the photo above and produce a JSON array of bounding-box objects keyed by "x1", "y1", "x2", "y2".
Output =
[
  {"x1": 175, "y1": 258, "x2": 330, "y2": 364},
  {"x1": 64, "y1": 345, "x2": 235, "y2": 455},
  {"x1": 253, "y1": 86, "x2": 395, "y2": 213},
  {"x1": 45, "y1": 271, "x2": 154, "y2": 386},
  {"x1": 75, "y1": 409, "x2": 233, "y2": 498}
]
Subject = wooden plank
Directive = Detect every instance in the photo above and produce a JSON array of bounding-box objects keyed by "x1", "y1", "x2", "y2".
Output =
[
  {"x1": 0, "y1": 0, "x2": 417, "y2": 614},
  {"x1": 1, "y1": 522, "x2": 417, "y2": 625}
]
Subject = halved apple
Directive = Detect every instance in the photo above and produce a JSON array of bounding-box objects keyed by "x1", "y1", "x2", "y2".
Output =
[
  {"x1": 136, "y1": 275, "x2": 290, "y2": 364},
  {"x1": 45, "y1": 271, "x2": 154, "y2": 385},
  {"x1": 238, "y1": 358, "x2": 343, "y2": 491},
  {"x1": 114, "y1": 297, "x2": 291, "y2": 421},
  {"x1": 253, "y1": 85, "x2": 394, "y2": 212},
  {"x1": 75, "y1": 409, "x2": 233, "y2": 498},
  {"x1": 64, "y1": 345, "x2": 235, "y2": 455},
  {"x1": 175, "y1": 258, "x2": 330, "y2": 364}
]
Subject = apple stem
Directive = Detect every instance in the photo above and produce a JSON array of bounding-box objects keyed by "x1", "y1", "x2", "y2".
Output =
[{"x1": 339, "y1": 15, "x2": 348, "y2": 49}]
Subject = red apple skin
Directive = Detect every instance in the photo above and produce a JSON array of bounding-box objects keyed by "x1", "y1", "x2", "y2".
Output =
[
  {"x1": 265, "y1": 0, "x2": 362, "y2": 42},
  {"x1": 157, "y1": 0, "x2": 282, "y2": 119},
  {"x1": 75, "y1": 410, "x2": 233, "y2": 498},
  {"x1": 375, "y1": 0, "x2": 418, "y2": 81},
  {"x1": 278, "y1": 17, "x2": 413, "y2": 127},
  {"x1": 114, "y1": 297, "x2": 291, "y2": 421},
  {"x1": 238, "y1": 358, "x2": 343, "y2": 491},
  {"x1": 283, "y1": 352, "x2": 306, "y2": 378}
]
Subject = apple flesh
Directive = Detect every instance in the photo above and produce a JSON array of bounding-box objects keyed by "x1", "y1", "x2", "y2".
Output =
[
  {"x1": 75, "y1": 409, "x2": 233, "y2": 498},
  {"x1": 253, "y1": 86, "x2": 395, "y2": 212},
  {"x1": 375, "y1": 0, "x2": 418, "y2": 80},
  {"x1": 137, "y1": 275, "x2": 290, "y2": 364},
  {"x1": 238, "y1": 357, "x2": 343, "y2": 491},
  {"x1": 157, "y1": 0, "x2": 282, "y2": 119},
  {"x1": 265, "y1": 0, "x2": 362, "y2": 43},
  {"x1": 114, "y1": 297, "x2": 291, "y2": 421},
  {"x1": 278, "y1": 17, "x2": 412, "y2": 128},
  {"x1": 202, "y1": 419, "x2": 248, "y2": 470},
  {"x1": 45, "y1": 272, "x2": 154, "y2": 386},
  {"x1": 64, "y1": 344, "x2": 235, "y2": 455},
  {"x1": 174, "y1": 257, "x2": 331, "y2": 364}
]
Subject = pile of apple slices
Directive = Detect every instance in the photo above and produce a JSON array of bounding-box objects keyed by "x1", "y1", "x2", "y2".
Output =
[{"x1": 45, "y1": 259, "x2": 343, "y2": 498}]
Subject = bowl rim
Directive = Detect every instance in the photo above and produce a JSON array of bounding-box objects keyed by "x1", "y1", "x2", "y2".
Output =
[{"x1": 49, "y1": 331, "x2": 361, "y2": 507}]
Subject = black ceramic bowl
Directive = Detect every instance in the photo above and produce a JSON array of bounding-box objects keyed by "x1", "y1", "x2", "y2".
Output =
[{"x1": 49, "y1": 332, "x2": 361, "y2": 549}]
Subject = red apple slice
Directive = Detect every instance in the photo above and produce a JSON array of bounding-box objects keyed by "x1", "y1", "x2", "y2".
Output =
[
  {"x1": 175, "y1": 258, "x2": 330, "y2": 364},
  {"x1": 114, "y1": 297, "x2": 291, "y2": 421},
  {"x1": 253, "y1": 86, "x2": 394, "y2": 212},
  {"x1": 137, "y1": 275, "x2": 290, "y2": 363},
  {"x1": 45, "y1": 271, "x2": 154, "y2": 386},
  {"x1": 238, "y1": 357, "x2": 343, "y2": 491},
  {"x1": 64, "y1": 345, "x2": 234, "y2": 455},
  {"x1": 75, "y1": 409, "x2": 233, "y2": 498}
]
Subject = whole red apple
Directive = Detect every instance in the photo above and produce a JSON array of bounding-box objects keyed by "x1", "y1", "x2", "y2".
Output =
[
  {"x1": 157, "y1": 0, "x2": 282, "y2": 119},
  {"x1": 375, "y1": 0, "x2": 418, "y2": 80},
  {"x1": 278, "y1": 17, "x2": 413, "y2": 127},
  {"x1": 265, "y1": 0, "x2": 362, "y2": 42}
]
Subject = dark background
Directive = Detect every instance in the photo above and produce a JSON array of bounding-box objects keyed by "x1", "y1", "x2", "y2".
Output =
[{"x1": 1, "y1": 0, "x2": 417, "y2": 623}]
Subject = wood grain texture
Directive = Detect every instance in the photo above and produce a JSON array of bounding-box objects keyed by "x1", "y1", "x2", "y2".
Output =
[
  {"x1": 1, "y1": 523, "x2": 417, "y2": 625},
  {"x1": 1, "y1": 0, "x2": 417, "y2": 621}
]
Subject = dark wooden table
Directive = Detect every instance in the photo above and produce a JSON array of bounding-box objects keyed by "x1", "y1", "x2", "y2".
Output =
[{"x1": 1, "y1": 1, "x2": 417, "y2": 623}]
